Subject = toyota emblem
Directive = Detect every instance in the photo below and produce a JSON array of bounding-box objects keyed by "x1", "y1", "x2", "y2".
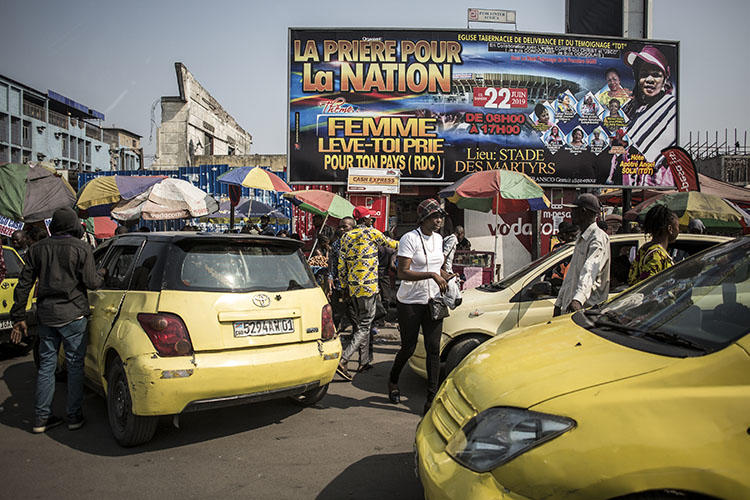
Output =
[{"x1": 252, "y1": 294, "x2": 271, "y2": 308}]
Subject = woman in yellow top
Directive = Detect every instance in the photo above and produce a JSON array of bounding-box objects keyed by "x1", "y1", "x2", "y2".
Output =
[{"x1": 628, "y1": 205, "x2": 680, "y2": 285}]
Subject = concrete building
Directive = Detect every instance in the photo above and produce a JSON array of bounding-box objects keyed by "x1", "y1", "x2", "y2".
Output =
[
  {"x1": 102, "y1": 127, "x2": 143, "y2": 171},
  {"x1": 0, "y1": 73, "x2": 111, "y2": 171},
  {"x1": 685, "y1": 129, "x2": 750, "y2": 187},
  {"x1": 697, "y1": 155, "x2": 750, "y2": 188},
  {"x1": 151, "y1": 63, "x2": 252, "y2": 169},
  {"x1": 193, "y1": 153, "x2": 285, "y2": 173}
]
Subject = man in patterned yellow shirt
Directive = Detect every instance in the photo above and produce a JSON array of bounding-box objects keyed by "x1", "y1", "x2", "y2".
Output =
[{"x1": 336, "y1": 206, "x2": 398, "y2": 380}]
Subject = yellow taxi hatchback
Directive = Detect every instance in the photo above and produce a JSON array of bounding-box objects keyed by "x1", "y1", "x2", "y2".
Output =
[
  {"x1": 87, "y1": 233, "x2": 341, "y2": 446},
  {"x1": 410, "y1": 233, "x2": 730, "y2": 379},
  {"x1": 0, "y1": 245, "x2": 35, "y2": 345},
  {"x1": 416, "y1": 236, "x2": 750, "y2": 499}
]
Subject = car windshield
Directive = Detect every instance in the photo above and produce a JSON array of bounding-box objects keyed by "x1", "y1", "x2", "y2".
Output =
[
  {"x1": 579, "y1": 237, "x2": 750, "y2": 355},
  {"x1": 2, "y1": 247, "x2": 24, "y2": 278},
  {"x1": 167, "y1": 240, "x2": 316, "y2": 292},
  {"x1": 479, "y1": 243, "x2": 572, "y2": 291}
]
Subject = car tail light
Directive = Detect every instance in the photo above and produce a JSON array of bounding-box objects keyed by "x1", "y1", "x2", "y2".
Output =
[
  {"x1": 137, "y1": 313, "x2": 193, "y2": 356},
  {"x1": 321, "y1": 304, "x2": 335, "y2": 340}
]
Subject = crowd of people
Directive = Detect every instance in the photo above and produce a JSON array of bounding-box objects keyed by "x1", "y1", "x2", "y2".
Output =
[
  {"x1": 296, "y1": 201, "x2": 472, "y2": 415},
  {"x1": 1, "y1": 193, "x2": 716, "y2": 429},
  {"x1": 552, "y1": 193, "x2": 693, "y2": 319}
]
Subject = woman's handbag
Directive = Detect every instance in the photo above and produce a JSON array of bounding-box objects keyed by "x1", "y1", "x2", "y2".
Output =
[
  {"x1": 418, "y1": 230, "x2": 450, "y2": 321},
  {"x1": 428, "y1": 296, "x2": 450, "y2": 320}
]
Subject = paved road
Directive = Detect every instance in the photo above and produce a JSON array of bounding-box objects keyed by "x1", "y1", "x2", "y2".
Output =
[{"x1": 0, "y1": 332, "x2": 426, "y2": 499}]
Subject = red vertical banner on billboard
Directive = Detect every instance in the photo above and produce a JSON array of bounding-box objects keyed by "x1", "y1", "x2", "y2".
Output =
[{"x1": 661, "y1": 146, "x2": 701, "y2": 192}]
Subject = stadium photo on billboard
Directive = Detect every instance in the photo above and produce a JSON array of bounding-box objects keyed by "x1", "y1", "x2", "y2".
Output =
[{"x1": 288, "y1": 28, "x2": 679, "y2": 188}]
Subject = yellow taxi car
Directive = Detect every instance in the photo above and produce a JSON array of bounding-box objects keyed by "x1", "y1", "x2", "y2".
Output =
[
  {"x1": 86, "y1": 232, "x2": 340, "y2": 446},
  {"x1": 0, "y1": 245, "x2": 35, "y2": 345},
  {"x1": 410, "y1": 233, "x2": 730, "y2": 379},
  {"x1": 415, "y1": 236, "x2": 750, "y2": 500}
]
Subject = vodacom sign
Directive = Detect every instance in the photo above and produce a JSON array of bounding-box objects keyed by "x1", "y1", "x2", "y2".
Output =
[{"x1": 488, "y1": 218, "x2": 559, "y2": 237}]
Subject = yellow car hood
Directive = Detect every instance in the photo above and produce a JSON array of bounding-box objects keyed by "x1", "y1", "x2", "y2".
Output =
[
  {"x1": 454, "y1": 286, "x2": 515, "y2": 309},
  {"x1": 442, "y1": 286, "x2": 516, "y2": 329},
  {"x1": 451, "y1": 315, "x2": 677, "y2": 410}
]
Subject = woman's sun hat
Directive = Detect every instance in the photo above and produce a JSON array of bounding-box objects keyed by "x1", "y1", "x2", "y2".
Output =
[{"x1": 624, "y1": 45, "x2": 670, "y2": 77}]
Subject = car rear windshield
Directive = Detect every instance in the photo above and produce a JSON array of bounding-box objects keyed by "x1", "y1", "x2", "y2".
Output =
[{"x1": 164, "y1": 241, "x2": 316, "y2": 293}]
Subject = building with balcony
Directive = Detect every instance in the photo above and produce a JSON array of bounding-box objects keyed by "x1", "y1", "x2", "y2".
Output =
[
  {"x1": 0, "y1": 74, "x2": 112, "y2": 172},
  {"x1": 151, "y1": 63, "x2": 252, "y2": 169},
  {"x1": 102, "y1": 127, "x2": 143, "y2": 171}
]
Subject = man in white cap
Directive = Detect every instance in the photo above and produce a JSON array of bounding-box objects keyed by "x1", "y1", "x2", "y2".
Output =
[{"x1": 554, "y1": 193, "x2": 610, "y2": 316}]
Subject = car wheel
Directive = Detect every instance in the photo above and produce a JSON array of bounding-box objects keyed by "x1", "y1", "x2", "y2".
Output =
[
  {"x1": 106, "y1": 358, "x2": 158, "y2": 447},
  {"x1": 444, "y1": 336, "x2": 486, "y2": 377},
  {"x1": 31, "y1": 334, "x2": 67, "y2": 381},
  {"x1": 289, "y1": 383, "x2": 329, "y2": 407},
  {"x1": 614, "y1": 491, "x2": 705, "y2": 500}
]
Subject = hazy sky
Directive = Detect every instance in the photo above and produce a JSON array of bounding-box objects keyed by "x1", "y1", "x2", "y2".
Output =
[{"x1": 1, "y1": 0, "x2": 747, "y2": 161}]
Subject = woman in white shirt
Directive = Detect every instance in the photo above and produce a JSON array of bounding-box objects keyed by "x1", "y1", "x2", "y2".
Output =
[{"x1": 388, "y1": 198, "x2": 454, "y2": 415}]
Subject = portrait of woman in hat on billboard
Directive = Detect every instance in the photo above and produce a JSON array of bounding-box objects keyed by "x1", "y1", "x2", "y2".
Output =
[{"x1": 622, "y1": 45, "x2": 677, "y2": 186}]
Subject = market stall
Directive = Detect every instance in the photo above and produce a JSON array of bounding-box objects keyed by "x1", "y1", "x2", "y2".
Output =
[{"x1": 452, "y1": 250, "x2": 496, "y2": 289}]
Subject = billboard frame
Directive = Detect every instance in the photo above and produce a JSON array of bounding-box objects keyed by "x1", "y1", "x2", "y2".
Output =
[{"x1": 287, "y1": 27, "x2": 679, "y2": 189}]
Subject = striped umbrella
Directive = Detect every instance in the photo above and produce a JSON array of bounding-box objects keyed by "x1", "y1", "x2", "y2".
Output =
[
  {"x1": 83, "y1": 216, "x2": 118, "y2": 239},
  {"x1": 77, "y1": 175, "x2": 167, "y2": 210},
  {"x1": 439, "y1": 170, "x2": 549, "y2": 279},
  {"x1": 217, "y1": 167, "x2": 291, "y2": 192},
  {"x1": 624, "y1": 191, "x2": 747, "y2": 231},
  {"x1": 111, "y1": 178, "x2": 218, "y2": 221},
  {"x1": 439, "y1": 170, "x2": 550, "y2": 214},
  {"x1": 205, "y1": 197, "x2": 289, "y2": 223},
  {"x1": 283, "y1": 189, "x2": 354, "y2": 261},
  {"x1": 282, "y1": 189, "x2": 354, "y2": 219}
]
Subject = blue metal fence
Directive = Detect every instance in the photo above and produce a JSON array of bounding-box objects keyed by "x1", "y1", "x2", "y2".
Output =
[{"x1": 77, "y1": 165, "x2": 292, "y2": 232}]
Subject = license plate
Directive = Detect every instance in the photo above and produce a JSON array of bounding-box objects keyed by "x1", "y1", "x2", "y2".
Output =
[
  {"x1": 233, "y1": 318, "x2": 294, "y2": 337},
  {"x1": 0, "y1": 319, "x2": 12, "y2": 330}
]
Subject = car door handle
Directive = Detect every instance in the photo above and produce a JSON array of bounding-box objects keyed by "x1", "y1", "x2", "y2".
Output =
[{"x1": 104, "y1": 306, "x2": 118, "y2": 314}]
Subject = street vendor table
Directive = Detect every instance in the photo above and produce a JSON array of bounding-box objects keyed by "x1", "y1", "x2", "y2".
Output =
[{"x1": 452, "y1": 251, "x2": 495, "y2": 289}]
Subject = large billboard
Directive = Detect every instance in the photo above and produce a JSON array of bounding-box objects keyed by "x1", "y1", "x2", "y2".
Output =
[{"x1": 289, "y1": 29, "x2": 678, "y2": 188}]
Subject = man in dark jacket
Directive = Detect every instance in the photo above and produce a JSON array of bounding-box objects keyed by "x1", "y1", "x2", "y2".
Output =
[
  {"x1": 10, "y1": 207, "x2": 105, "y2": 433},
  {"x1": 259, "y1": 215, "x2": 276, "y2": 236}
]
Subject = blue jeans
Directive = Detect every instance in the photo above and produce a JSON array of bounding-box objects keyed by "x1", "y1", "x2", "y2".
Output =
[{"x1": 36, "y1": 318, "x2": 88, "y2": 421}]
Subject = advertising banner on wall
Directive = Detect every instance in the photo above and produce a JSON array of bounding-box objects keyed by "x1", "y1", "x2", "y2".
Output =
[
  {"x1": 0, "y1": 216, "x2": 23, "y2": 237},
  {"x1": 288, "y1": 28, "x2": 679, "y2": 188},
  {"x1": 347, "y1": 167, "x2": 400, "y2": 194}
]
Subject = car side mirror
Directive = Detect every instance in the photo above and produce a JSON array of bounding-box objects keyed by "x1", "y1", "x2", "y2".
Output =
[{"x1": 528, "y1": 281, "x2": 553, "y2": 298}]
